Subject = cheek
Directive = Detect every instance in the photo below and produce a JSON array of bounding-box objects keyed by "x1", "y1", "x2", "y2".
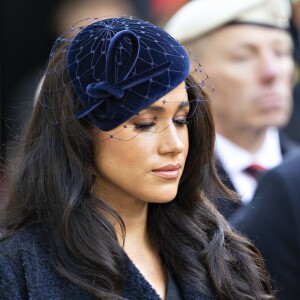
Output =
[
  {"x1": 183, "y1": 131, "x2": 189, "y2": 157},
  {"x1": 210, "y1": 72, "x2": 252, "y2": 106},
  {"x1": 210, "y1": 62, "x2": 254, "y2": 85},
  {"x1": 283, "y1": 59, "x2": 295, "y2": 81},
  {"x1": 212, "y1": 97, "x2": 239, "y2": 118},
  {"x1": 95, "y1": 137, "x2": 155, "y2": 172}
]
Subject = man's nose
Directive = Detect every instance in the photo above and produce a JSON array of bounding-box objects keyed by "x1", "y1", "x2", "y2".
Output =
[{"x1": 259, "y1": 52, "x2": 282, "y2": 84}]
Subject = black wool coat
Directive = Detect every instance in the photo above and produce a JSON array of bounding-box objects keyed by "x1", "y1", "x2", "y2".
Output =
[{"x1": 0, "y1": 225, "x2": 212, "y2": 300}]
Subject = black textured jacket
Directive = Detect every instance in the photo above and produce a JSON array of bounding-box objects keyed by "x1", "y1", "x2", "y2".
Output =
[{"x1": 0, "y1": 225, "x2": 212, "y2": 300}]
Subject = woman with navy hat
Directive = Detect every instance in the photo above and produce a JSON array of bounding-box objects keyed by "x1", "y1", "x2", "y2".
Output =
[{"x1": 0, "y1": 17, "x2": 274, "y2": 299}]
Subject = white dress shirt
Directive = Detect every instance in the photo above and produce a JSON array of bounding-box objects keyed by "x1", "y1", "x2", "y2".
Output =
[{"x1": 215, "y1": 127, "x2": 282, "y2": 203}]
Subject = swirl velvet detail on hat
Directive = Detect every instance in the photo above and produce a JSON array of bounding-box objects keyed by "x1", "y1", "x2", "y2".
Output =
[{"x1": 67, "y1": 17, "x2": 190, "y2": 131}]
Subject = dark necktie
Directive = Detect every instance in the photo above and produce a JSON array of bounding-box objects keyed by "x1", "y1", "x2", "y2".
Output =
[{"x1": 244, "y1": 164, "x2": 266, "y2": 181}]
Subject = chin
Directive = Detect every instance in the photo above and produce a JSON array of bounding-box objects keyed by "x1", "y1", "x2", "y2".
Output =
[
  {"x1": 258, "y1": 112, "x2": 290, "y2": 128},
  {"x1": 269, "y1": 117, "x2": 290, "y2": 128},
  {"x1": 149, "y1": 190, "x2": 178, "y2": 204}
]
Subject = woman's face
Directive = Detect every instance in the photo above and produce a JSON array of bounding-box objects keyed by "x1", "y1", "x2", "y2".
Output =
[{"x1": 92, "y1": 82, "x2": 189, "y2": 207}]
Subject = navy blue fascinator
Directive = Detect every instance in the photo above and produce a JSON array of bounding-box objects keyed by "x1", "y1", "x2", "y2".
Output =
[{"x1": 66, "y1": 17, "x2": 190, "y2": 131}]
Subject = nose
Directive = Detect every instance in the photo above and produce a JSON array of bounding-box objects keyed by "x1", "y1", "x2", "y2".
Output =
[
  {"x1": 158, "y1": 123, "x2": 185, "y2": 155},
  {"x1": 259, "y1": 52, "x2": 281, "y2": 85}
]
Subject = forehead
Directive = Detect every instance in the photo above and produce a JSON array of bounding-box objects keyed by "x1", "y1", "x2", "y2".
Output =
[
  {"x1": 205, "y1": 24, "x2": 292, "y2": 50},
  {"x1": 140, "y1": 81, "x2": 189, "y2": 112}
]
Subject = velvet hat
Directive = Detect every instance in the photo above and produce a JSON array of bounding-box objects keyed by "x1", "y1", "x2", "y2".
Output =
[{"x1": 66, "y1": 17, "x2": 190, "y2": 131}]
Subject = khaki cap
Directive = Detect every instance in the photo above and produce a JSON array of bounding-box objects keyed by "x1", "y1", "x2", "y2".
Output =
[{"x1": 165, "y1": 0, "x2": 291, "y2": 43}]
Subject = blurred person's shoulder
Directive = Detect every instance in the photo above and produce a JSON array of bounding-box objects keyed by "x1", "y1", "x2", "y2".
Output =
[{"x1": 271, "y1": 150, "x2": 300, "y2": 179}]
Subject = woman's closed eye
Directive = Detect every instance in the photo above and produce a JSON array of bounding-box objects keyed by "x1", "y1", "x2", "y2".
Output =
[
  {"x1": 131, "y1": 114, "x2": 157, "y2": 131},
  {"x1": 173, "y1": 116, "x2": 189, "y2": 127},
  {"x1": 132, "y1": 118, "x2": 188, "y2": 132},
  {"x1": 132, "y1": 112, "x2": 189, "y2": 132},
  {"x1": 133, "y1": 121, "x2": 157, "y2": 131}
]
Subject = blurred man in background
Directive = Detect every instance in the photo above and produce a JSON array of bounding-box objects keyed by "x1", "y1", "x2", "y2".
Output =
[{"x1": 166, "y1": 0, "x2": 299, "y2": 218}]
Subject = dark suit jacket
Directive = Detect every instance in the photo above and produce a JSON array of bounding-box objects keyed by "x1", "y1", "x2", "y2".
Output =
[
  {"x1": 215, "y1": 132, "x2": 299, "y2": 219},
  {"x1": 229, "y1": 151, "x2": 300, "y2": 300}
]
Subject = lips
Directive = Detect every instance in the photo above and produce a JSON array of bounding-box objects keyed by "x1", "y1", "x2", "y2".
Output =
[{"x1": 152, "y1": 163, "x2": 182, "y2": 179}]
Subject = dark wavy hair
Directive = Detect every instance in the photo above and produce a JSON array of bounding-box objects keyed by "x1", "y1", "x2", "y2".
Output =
[{"x1": 0, "y1": 41, "x2": 274, "y2": 299}]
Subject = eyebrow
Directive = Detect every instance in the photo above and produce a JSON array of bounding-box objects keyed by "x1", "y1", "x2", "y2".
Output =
[{"x1": 146, "y1": 101, "x2": 190, "y2": 112}]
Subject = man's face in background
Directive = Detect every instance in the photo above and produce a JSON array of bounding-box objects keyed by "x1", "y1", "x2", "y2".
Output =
[{"x1": 190, "y1": 24, "x2": 294, "y2": 136}]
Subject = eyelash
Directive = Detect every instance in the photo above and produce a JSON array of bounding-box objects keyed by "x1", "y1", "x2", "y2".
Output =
[{"x1": 133, "y1": 117, "x2": 189, "y2": 131}]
